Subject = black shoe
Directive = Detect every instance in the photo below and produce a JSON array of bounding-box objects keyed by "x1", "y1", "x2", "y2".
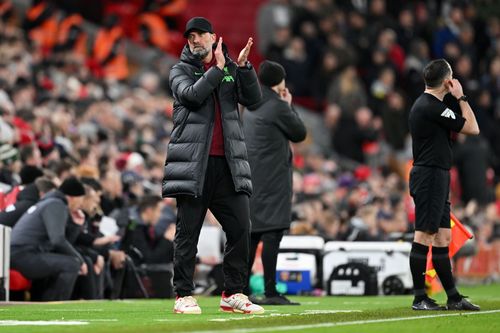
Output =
[
  {"x1": 248, "y1": 295, "x2": 261, "y2": 304},
  {"x1": 412, "y1": 297, "x2": 445, "y2": 310},
  {"x1": 447, "y1": 295, "x2": 480, "y2": 311},
  {"x1": 256, "y1": 294, "x2": 300, "y2": 305}
]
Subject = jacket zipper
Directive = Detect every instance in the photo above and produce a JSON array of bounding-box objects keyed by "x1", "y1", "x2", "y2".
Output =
[{"x1": 197, "y1": 62, "x2": 216, "y2": 197}]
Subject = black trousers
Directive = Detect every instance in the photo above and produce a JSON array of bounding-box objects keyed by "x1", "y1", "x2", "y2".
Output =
[
  {"x1": 10, "y1": 248, "x2": 80, "y2": 301},
  {"x1": 247, "y1": 229, "x2": 285, "y2": 297},
  {"x1": 72, "y1": 256, "x2": 104, "y2": 299},
  {"x1": 174, "y1": 156, "x2": 250, "y2": 296}
]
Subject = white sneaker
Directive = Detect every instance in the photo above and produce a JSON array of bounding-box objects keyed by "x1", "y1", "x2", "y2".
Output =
[
  {"x1": 173, "y1": 296, "x2": 202, "y2": 314},
  {"x1": 220, "y1": 293, "x2": 265, "y2": 314}
]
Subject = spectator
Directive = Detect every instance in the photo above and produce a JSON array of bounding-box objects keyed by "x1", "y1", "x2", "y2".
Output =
[
  {"x1": 0, "y1": 143, "x2": 20, "y2": 186},
  {"x1": 10, "y1": 177, "x2": 86, "y2": 301},
  {"x1": 454, "y1": 134, "x2": 494, "y2": 205},
  {"x1": 327, "y1": 65, "x2": 367, "y2": 116},
  {"x1": 0, "y1": 176, "x2": 56, "y2": 227},
  {"x1": 123, "y1": 195, "x2": 173, "y2": 265}
]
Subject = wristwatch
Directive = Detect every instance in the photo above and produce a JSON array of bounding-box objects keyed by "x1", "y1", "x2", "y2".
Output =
[
  {"x1": 457, "y1": 95, "x2": 468, "y2": 103},
  {"x1": 239, "y1": 61, "x2": 252, "y2": 70}
]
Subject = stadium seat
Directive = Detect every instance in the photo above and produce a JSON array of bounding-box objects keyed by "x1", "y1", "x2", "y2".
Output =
[{"x1": 9, "y1": 269, "x2": 31, "y2": 291}]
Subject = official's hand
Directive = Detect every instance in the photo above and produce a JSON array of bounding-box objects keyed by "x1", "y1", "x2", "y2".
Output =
[
  {"x1": 280, "y1": 87, "x2": 292, "y2": 106},
  {"x1": 238, "y1": 37, "x2": 253, "y2": 67},
  {"x1": 215, "y1": 37, "x2": 225, "y2": 70},
  {"x1": 447, "y1": 78, "x2": 464, "y2": 99},
  {"x1": 79, "y1": 263, "x2": 88, "y2": 276}
]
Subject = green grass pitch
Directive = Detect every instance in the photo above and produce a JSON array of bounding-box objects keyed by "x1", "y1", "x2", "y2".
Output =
[{"x1": 1, "y1": 284, "x2": 499, "y2": 333}]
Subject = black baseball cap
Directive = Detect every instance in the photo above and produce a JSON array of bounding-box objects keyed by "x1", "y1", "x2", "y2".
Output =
[{"x1": 183, "y1": 17, "x2": 213, "y2": 38}]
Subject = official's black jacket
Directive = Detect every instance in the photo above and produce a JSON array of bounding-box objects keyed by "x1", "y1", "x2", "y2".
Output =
[
  {"x1": 409, "y1": 93, "x2": 465, "y2": 169},
  {"x1": 243, "y1": 86, "x2": 306, "y2": 232}
]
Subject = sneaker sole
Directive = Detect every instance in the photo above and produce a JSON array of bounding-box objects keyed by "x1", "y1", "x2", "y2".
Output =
[
  {"x1": 173, "y1": 309, "x2": 202, "y2": 314},
  {"x1": 219, "y1": 305, "x2": 264, "y2": 314},
  {"x1": 412, "y1": 306, "x2": 446, "y2": 311},
  {"x1": 446, "y1": 306, "x2": 480, "y2": 311}
]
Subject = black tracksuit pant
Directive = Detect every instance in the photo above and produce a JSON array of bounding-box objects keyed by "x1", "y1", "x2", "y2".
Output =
[
  {"x1": 173, "y1": 156, "x2": 250, "y2": 297},
  {"x1": 247, "y1": 229, "x2": 285, "y2": 297}
]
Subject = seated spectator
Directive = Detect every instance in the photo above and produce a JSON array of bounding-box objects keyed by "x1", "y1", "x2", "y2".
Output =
[
  {"x1": 10, "y1": 177, "x2": 86, "y2": 301},
  {"x1": 123, "y1": 195, "x2": 174, "y2": 266},
  {"x1": 0, "y1": 143, "x2": 20, "y2": 186},
  {"x1": 0, "y1": 176, "x2": 56, "y2": 227}
]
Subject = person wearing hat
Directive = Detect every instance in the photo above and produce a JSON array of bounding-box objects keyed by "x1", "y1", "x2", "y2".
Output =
[
  {"x1": 0, "y1": 143, "x2": 21, "y2": 186},
  {"x1": 163, "y1": 16, "x2": 263, "y2": 314},
  {"x1": 243, "y1": 60, "x2": 306, "y2": 305},
  {"x1": 10, "y1": 177, "x2": 87, "y2": 301},
  {"x1": 0, "y1": 176, "x2": 56, "y2": 228}
]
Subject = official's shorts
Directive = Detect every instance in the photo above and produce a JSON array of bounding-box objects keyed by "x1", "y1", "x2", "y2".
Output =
[{"x1": 409, "y1": 165, "x2": 451, "y2": 234}]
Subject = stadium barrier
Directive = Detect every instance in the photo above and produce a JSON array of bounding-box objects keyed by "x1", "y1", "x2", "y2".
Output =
[
  {"x1": 455, "y1": 242, "x2": 500, "y2": 280},
  {"x1": 0, "y1": 224, "x2": 11, "y2": 301},
  {"x1": 276, "y1": 236, "x2": 413, "y2": 295},
  {"x1": 277, "y1": 236, "x2": 325, "y2": 294},
  {"x1": 323, "y1": 241, "x2": 413, "y2": 295}
]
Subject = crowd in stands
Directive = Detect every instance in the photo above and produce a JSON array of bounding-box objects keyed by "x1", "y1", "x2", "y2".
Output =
[
  {"x1": 0, "y1": 0, "x2": 499, "y2": 300},
  {"x1": 257, "y1": 0, "x2": 500, "y2": 244}
]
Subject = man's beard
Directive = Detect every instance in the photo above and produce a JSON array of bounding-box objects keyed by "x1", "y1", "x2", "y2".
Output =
[{"x1": 192, "y1": 46, "x2": 210, "y2": 60}]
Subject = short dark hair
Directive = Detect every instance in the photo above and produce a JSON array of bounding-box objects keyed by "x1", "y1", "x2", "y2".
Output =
[
  {"x1": 34, "y1": 177, "x2": 57, "y2": 194},
  {"x1": 19, "y1": 144, "x2": 36, "y2": 163},
  {"x1": 138, "y1": 195, "x2": 162, "y2": 213},
  {"x1": 423, "y1": 59, "x2": 452, "y2": 88}
]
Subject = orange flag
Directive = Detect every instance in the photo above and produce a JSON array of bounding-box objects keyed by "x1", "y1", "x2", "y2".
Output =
[{"x1": 425, "y1": 212, "x2": 473, "y2": 294}]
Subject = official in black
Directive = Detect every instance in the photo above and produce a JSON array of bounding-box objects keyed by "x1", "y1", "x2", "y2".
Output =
[
  {"x1": 408, "y1": 59, "x2": 480, "y2": 311},
  {"x1": 243, "y1": 60, "x2": 306, "y2": 305}
]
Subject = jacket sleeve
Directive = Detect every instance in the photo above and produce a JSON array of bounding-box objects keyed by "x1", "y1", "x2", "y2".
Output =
[
  {"x1": 0, "y1": 202, "x2": 29, "y2": 228},
  {"x1": 169, "y1": 64, "x2": 224, "y2": 108},
  {"x1": 42, "y1": 202, "x2": 84, "y2": 263},
  {"x1": 236, "y1": 65, "x2": 262, "y2": 106},
  {"x1": 273, "y1": 101, "x2": 307, "y2": 143}
]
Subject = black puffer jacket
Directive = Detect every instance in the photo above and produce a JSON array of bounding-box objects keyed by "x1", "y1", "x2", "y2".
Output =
[{"x1": 162, "y1": 44, "x2": 261, "y2": 197}]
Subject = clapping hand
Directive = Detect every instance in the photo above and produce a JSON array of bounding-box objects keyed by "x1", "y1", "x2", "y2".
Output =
[
  {"x1": 215, "y1": 37, "x2": 225, "y2": 70},
  {"x1": 238, "y1": 37, "x2": 253, "y2": 67}
]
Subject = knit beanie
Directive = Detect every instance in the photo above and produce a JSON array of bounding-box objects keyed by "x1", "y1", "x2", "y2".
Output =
[
  {"x1": 59, "y1": 177, "x2": 85, "y2": 197},
  {"x1": 258, "y1": 60, "x2": 286, "y2": 87},
  {"x1": 19, "y1": 165, "x2": 44, "y2": 185}
]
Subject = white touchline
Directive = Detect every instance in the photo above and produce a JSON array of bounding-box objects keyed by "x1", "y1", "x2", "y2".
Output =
[
  {"x1": 0, "y1": 320, "x2": 88, "y2": 326},
  {"x1": 190, "y1": 309, "x2": 500, "y2": 333},
  {"x1": 208, "y1": 311, "x2": 362, "y2": 322},
  {"x1": 44, "y1": 309, "x2": 104, "y2": 312}
]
